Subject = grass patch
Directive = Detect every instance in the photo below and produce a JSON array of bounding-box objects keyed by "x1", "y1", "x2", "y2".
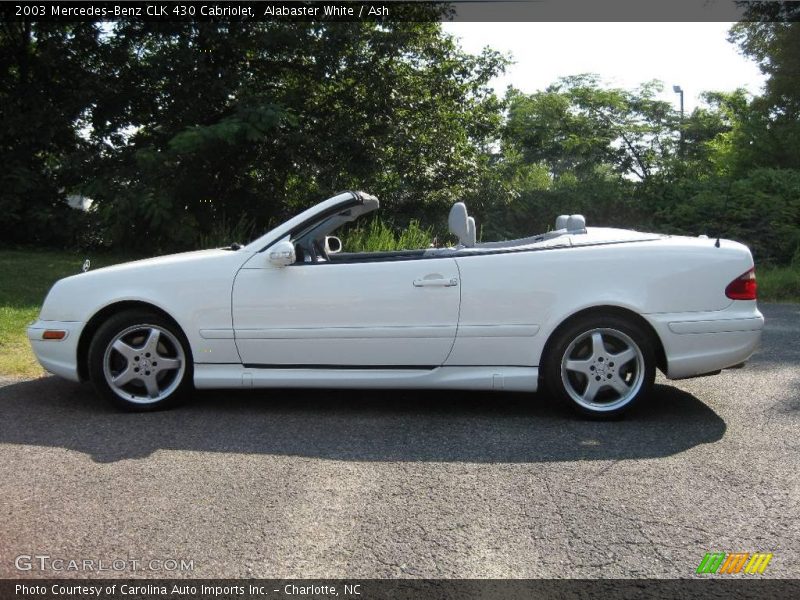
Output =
[
  {"x1": 758, "y1": 263, "x2": 800, "y2": 302},
  {"x1": 0, "y1": 249, "x2": 134, "y2": 378}
]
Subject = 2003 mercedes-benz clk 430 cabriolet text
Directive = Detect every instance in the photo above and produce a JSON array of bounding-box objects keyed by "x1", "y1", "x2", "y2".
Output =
[{"x1": 28, "y1": 191, "x2": 764, "y2": 417}]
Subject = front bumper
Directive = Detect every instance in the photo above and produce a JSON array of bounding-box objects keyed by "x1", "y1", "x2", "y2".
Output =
[
  {"x1": 644, "y1": 301, "x2": 764, "y2": 380},
  {"x1": 27, "y1": 320, "x2": 84, "y2": 382}
]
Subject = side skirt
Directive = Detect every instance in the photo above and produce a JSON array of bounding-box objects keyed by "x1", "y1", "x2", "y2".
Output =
[{"x1": 194, "y1": 365, "x2": 539, "y2": 393}]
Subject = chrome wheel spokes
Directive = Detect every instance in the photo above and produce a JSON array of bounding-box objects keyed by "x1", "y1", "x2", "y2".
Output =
[
  {"x1": 561, "y1": 328, "x2": 645, "y2": 412},
  {"x1": 103, "y1": 325, "x2": 186, "y2": 404}
]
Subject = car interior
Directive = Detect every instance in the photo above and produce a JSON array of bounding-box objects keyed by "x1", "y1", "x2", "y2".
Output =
[{"x1": 291, "y1": 201, "x2": 587, "y2": 264}]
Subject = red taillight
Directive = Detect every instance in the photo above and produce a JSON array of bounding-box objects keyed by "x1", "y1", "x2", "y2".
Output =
[{"x1": 725, "y1": 267, "x2": 757, "y2": 300}]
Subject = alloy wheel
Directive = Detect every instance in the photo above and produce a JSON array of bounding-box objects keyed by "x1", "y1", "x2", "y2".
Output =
[
  {"x1": 560, "y1": 327, "x2": 645, "y2": 413},
  {"x1": 102, "y1": 324, "x2": 186, "y2": 404}
]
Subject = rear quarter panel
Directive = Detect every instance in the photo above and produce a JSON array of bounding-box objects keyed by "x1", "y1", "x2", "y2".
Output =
[{"x1": 446, "y1": 237, "x2": 753, "y2": 367}]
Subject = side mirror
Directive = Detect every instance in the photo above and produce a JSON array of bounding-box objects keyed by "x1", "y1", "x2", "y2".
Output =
[
  {"x1": 324, "y1": 235, "x2": 342, "y2": 254},
  {"x1": 268, "y1": 240, "x2": 296, "y2": 268}
]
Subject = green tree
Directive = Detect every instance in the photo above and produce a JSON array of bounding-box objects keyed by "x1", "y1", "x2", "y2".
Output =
[
  {"x1": 494, "y1": 76, "x2": 677, "y2": 239},
  {"x1": 504, "y1": 76, "x2": 678, "y2": 183},
  {"x1": 0, "y1": 23, "x2": 104, "y2": 246},
  {"x1": 729, "y1": 5, "x2": 800, "y2": 170},
  {"x1": 83, "y1": 21, "x2": 506, "y2": 251}
]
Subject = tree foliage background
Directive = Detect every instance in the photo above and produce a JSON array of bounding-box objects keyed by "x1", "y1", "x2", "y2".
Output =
[{"x1": 1, "y1": 11, "x2": 799, "y2": 265}]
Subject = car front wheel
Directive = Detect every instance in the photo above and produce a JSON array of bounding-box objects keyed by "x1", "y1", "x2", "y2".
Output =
[
  {"x1": 88, "y1": 310, "x2": 192, "y2": 411},
  {"x1": 544, "y1": 314, "x2": 656, "y2": 418}
]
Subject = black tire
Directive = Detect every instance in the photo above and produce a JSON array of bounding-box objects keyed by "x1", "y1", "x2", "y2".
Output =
[
  {"x1": 87, "y1": 309, "x2": 192, "y2": 411},
  {"x1": 543, "y1": 313, "x2": 656, "y2": 419}
]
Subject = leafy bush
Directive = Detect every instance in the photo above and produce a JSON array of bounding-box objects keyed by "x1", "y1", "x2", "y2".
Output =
[
  {"x1": 757, "y1": 263, "x2": 800, "y2": 302},
  {"x1": 652, "y1": 168, "x2": 800, "y2": 265},
  {"x1": 484, "y1": 174, "x2": 644, "y2": 242},
  {"x1": 340, "y1": 218, "x2": 433, "y2": 252},
  {"x1": 197, "y1": 214, "x2": 257, "y2": 249}
]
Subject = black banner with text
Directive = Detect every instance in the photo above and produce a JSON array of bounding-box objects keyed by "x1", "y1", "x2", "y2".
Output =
[
  {"x1": 2, "y1": 0, "x2": 799, "y2": 23},
  {"x1": 4, "y1": 579, "x2": 800, "y2": 600}
]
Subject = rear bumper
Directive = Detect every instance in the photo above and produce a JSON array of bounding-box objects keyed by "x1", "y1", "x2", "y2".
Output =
[
  {"x1": 644, "y1": 301, "x2": 764, "y2": 380},
  {"x1": 27, "y1": 320, "x2": 84, "y2": 382}
]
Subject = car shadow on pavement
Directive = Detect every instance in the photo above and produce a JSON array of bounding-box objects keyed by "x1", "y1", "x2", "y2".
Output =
[{"x1": 0, "y1": 377, "x2": 726, "y2": 464}]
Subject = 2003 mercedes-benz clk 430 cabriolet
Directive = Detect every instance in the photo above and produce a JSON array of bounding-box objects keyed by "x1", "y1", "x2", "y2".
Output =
[{"x1": 28, "y1": 191, "x2": 764, "y2": 417}]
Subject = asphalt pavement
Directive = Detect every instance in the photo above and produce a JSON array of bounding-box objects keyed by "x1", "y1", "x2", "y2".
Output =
[{"x1": 0, "y1": 303, "x2": 797, "y2": 578}]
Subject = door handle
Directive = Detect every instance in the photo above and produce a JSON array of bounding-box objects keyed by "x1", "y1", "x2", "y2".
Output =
[{"x1": 413, "y1": 276, "x2": 459, "y2": 288}]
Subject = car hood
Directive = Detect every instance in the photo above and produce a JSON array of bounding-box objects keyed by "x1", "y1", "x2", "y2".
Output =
[
  {"x1": 38, "y1": 248, "x2": 253, "y2": 322},
  {"x1": 78, "y1": 248, "x2": 244, "y2": 278}
]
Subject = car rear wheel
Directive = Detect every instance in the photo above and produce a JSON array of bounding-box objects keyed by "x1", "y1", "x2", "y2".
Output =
[
  {"x1": 544, "y1": 314, "x2": 656, "y2": 419},
  {"x1": 88, "y1": 310, "x2": 192, "y2": 411}
]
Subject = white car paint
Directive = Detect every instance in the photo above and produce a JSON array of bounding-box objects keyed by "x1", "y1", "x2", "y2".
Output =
[
  {"x1": 28, "y1": 191, "x2": 764, "y2": 395},
  {"x1": 232, "y1": 256, "x2": 461, "y2": 366},
  {"x1": 448, "y1": 233, "x2": 762, "y2": 378}
]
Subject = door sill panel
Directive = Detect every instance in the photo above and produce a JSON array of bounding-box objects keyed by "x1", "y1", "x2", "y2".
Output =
[{"x1": 194, "y1": 365, "x2": 539, "y2": 392}]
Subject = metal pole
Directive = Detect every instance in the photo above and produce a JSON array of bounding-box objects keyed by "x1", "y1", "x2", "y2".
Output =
[
  {"x1": 679, "y1": 90, "x2": 684, "y2": 156},
  {"x1": 673, "y1": 85, "x2": 684, "y2": 156}
]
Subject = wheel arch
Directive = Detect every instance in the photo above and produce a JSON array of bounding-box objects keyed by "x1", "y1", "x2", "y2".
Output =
[
  {"x1": 77, "y1": 300, "x2": 188, "y2": 381},
  {"x1": 540, "y1": 305, "x2": 667, "y2": 375}
]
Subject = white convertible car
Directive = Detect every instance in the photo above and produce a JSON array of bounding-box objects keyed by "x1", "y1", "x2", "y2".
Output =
[{"x1": 28, "y1": 191, "x2": 764, "y2": 417}]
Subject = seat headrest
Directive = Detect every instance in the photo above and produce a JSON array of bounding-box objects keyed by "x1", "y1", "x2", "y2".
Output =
[
  {"x1": 467, "y1": 216, "x2": 476, "y2": 247},
  {"x1": 448, "y1": 202, "x2": 469, "y2": 246},
  {"x1": 555, "y1": 214, "x2": 586, "y2": 232},
  {"x1": 567, "y1": 214, "x2": 586, "y2": 231}
]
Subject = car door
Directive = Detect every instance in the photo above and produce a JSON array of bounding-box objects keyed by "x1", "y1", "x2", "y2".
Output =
[{"x1": 232, "y1": 254, "x2": 461, "y2": 366}]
